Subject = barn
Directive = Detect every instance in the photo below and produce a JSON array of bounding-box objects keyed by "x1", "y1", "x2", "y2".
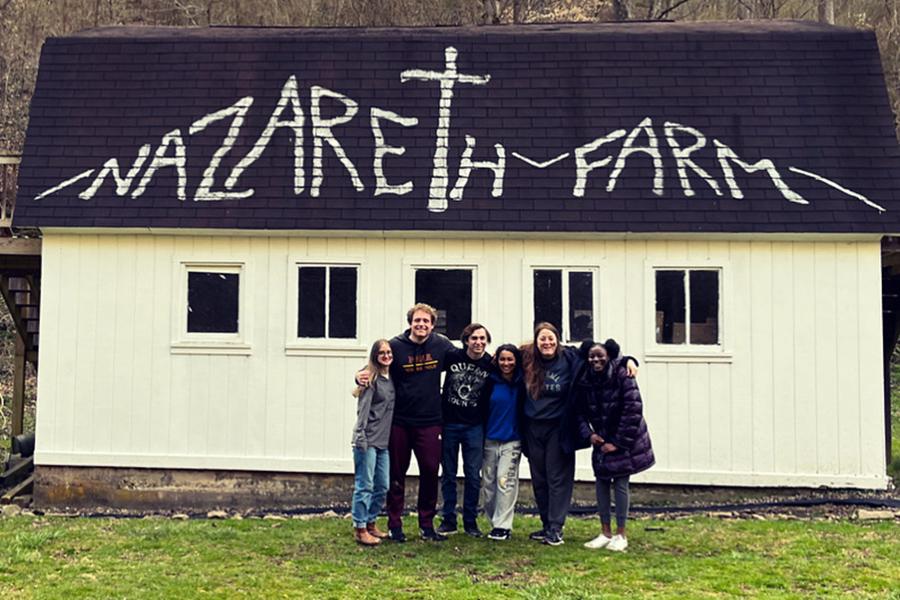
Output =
[{"x1": 11, "y1": 20, "x2": 900, "y2": 509}]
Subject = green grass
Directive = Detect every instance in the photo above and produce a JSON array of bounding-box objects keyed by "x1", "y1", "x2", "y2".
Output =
[{"x1": 0, "y1": 514, "x2": 898, "y2": 599}]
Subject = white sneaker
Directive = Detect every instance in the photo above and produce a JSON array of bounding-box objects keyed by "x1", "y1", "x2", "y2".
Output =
[
  {"x1": 583, "y1": 533, "x2": 612, "y2": 549},
  {"x1": 607, "y1": 534, "x2": 628, "y2": 552}
]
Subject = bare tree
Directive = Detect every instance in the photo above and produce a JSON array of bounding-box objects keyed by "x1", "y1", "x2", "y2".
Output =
[
  {"x1": 483, "y1": 0, "x2": 499, "y2": 23},
  {"x1": 817, "y1": 0, "x2": 834, "y2": 24},
  {"x1": 513, "y1": 0, "x2": 523, "y2": 23}
]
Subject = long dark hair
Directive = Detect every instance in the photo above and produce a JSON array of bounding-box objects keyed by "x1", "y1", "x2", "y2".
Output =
[
  {"x1": 492, "y1": 343, "x2": 522, "y2": 380},
  {"x1": 521, "y1": 322, "x2": 560, "y2": 400}
]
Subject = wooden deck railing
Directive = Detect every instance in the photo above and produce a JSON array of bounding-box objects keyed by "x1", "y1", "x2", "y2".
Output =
[{"x1": 0, "y1": 154, "x2": 21, "y2": 229}]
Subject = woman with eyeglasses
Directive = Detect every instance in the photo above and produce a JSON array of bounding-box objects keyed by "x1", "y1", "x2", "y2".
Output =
[{"x1": 349, "y1": 339, "x2": 396, "y2": 546}]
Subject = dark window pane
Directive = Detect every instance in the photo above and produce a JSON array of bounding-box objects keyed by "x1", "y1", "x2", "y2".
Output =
[
  {"x1": 187, "y1": 271, "x2": 239, "y2": 333},
  {"x1": 328, "y1": 267, "x2": 357, "y2": 339},
  {"x1": 690, "y1": 270, "x2": 719, "y2": 345},
  {"x1": 533, "y1": 270, "x2": 562, "y2": 333},
  {"x1": 298, "y1": 267, "x2": 326, "y2": 337},
  {"x1": 568, "y1": 271, "x2": 594, "y2": 342},
  {"x1": 414, "y1": 269, "x2": 472, "y2": 339},
  {"x1": 655, "y1": 270, "x2": 685, "y2": 344}
]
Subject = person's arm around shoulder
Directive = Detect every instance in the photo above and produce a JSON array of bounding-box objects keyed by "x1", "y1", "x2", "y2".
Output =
[
  {"x1": 603, "y1": 337, "x2": 640, "y2": 378},
  {"x1": 435, "y1": 332, "x2": 456, "y2": 360},
  {"x1": 355, "y1": 368, "x2": 371, "y2": 386}
]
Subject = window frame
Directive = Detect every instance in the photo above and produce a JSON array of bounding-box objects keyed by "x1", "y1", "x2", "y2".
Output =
[
  {"x1": 286, "y1": 258, "x2": 365, "y2": 356},
  {"x1": 172, "y1": 261, "x2": 251, "y2": 355},
  {"x1": 644, "y1": 259, "x2": 732, "y2": 363},
  {"x1": 403, "y1": 260, "x2": 479, "y2": 346},
  {"x1": 523, "y1": 262, "x2": 600, "y2": 344}
]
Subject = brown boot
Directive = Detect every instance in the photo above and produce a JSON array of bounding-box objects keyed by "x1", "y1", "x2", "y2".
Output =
[
  {"x1": 367, "y1": 522, "x2": 389, "y2": 539},
  {"x1": 355, "y1": 527, "x2": 381, "y2": 546}
]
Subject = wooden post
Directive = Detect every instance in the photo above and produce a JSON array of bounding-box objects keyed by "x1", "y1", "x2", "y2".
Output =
[{"x1": 12, "y1": 334, "x2": 25, "y2": 437}]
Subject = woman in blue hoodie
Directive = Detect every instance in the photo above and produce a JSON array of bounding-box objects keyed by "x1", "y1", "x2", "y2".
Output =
[{"x1": 479, "y1": 344, "x2": 525, "y2": 541}]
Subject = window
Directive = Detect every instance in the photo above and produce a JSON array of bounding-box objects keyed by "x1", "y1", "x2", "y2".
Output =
[
  {"x1": 655, "y1": 269, "x2": 720, "y2": 345},
  {"x1": 532, "y1": 268, "x2": 596, "y2": 343},
  {"x1": 297, "y1": 265, "x2": 358, "y2": 340},
  {"x1": 174, "y1": 262, "x2": 249, "y2": 354},
  {"x1": 414, "y1": 268, "x2": 472, "y2": 340},
  {"x1": 187, "y1": 271, "x2": 240, "y2": 334}
]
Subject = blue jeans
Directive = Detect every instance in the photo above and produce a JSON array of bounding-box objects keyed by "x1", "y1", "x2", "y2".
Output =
[
  {"x1": 352, "y1": 447, "x2": 389, "y2": 528},
  {"x1": 440, "y1": 423, "x2": 484, "y2": 526}
]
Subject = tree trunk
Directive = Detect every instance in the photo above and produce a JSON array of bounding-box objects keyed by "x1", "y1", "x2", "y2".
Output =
[
  {"x1": 483, "y1": 0, "x2": 499, "y2": 24},
  {"x1": 613, "y1": 0, "x2": 629, "y2": 21},
  {"x1": 818, "y1": 0, "x2": 834, "y2": 24}
]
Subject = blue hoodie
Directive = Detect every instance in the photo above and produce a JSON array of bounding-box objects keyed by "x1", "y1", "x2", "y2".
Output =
[{"x1": 482, "y1": 371, "x2": 524, "y2": 442}]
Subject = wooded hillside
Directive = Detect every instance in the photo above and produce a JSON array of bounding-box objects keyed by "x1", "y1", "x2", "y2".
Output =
[{"x1": 1, "y1": 0, "x2": 898, "y2": 155}]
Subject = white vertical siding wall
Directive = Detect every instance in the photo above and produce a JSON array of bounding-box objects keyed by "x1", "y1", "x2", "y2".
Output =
[{"x1": 34, "y1": 234, "x2": 888, "y2": 488}]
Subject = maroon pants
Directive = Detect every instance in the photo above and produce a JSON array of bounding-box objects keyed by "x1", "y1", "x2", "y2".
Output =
[{"x1": 387, "y1": 423, "x2": 442, "y2": 530}]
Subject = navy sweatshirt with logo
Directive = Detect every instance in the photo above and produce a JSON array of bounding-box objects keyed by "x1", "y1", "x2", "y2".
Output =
[{"x1": 389, "y1": 329, "x2": 455, "y2": 427}]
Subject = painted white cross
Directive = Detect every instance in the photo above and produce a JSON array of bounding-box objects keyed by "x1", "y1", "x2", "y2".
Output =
[{"x1": 401, "y1": 46, "x2": 491, "y2": 212}]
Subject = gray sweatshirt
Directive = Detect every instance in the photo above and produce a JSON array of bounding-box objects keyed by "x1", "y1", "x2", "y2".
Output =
[{"x1": 352, "y1": 374, "x2": 395, "y2": 450}]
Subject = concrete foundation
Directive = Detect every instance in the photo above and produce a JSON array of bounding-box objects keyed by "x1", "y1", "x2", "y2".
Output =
[{"x1": 33, "y1": 465, "x2": 894, "y2": 514}]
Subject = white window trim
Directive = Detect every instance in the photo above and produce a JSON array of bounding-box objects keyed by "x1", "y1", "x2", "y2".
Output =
[
  {"x1": 403, "y1": 260, "x2": 479, "y2": 346},
  {"x1": 285, "y1": 258, "x2": 365, "y2": 356},
  {"x1": 172, "y1": 260, "x2": 251, "y2": 355},
  {"x1": 644, "y1": 259, "x2": 732, "y2": 363},
  {"x1": 523, "y1": 262, "x2": 600, "y2": 344}
]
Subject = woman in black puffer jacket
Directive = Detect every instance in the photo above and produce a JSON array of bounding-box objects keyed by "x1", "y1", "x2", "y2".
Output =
[{"x1": 573, "y1": 339, "x2": 654, "y2": 552}]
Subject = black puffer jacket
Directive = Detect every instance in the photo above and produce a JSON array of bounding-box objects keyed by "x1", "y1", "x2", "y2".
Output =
[{"x1": 573, "y1": 358, "x2": 655, "y2": 479}]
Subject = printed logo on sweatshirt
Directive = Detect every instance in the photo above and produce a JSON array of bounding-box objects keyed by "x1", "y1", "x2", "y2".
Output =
[
  {"x1": 543, "y1": 371, "x2": 562, "y2": 395},
  {"x1": 401, "y1": 353, "x2": 439, "y2": 373},
  {"x1": 446, "y1": 362, "x2": 489, "y2": 408}
]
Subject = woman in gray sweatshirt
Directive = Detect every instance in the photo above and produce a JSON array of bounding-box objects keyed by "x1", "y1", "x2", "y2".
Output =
[{"x1": 350, "y1": 339, "x2": 396, "y2": 546}]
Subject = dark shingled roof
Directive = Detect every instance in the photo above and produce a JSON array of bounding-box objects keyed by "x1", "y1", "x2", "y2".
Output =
[{"x1": 14, "y1": 20, "x2": 900, "y2": 233}]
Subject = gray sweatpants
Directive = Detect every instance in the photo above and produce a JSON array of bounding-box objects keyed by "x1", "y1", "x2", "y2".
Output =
[{"x1": 480, "y1": 439, "x2": 522, "y2": 530}]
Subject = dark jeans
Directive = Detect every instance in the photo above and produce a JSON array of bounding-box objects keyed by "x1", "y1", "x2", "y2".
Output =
[
  {"x1": 387, "y1": 423, "x2": 442, "y2": 530},
  {"x1": 524, "y1": 418, "x2": 575, "y2": 532},
  {"x1": 440, "y1": 422, "x2": 484, "y2": 526}
]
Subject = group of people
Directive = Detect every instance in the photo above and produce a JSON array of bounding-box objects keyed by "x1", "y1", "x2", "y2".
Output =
[{"x1": 349, "y1": 303, "x2": 655, "y2": 551}]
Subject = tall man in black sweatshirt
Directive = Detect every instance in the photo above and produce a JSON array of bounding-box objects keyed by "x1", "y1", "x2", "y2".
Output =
[{"x1": 375, "y1": 303, "x2": 455, "y2": 542}]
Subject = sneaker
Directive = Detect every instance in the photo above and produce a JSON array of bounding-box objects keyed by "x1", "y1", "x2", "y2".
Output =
[
  {"x1": 528, "y1": 528, "x2": 548, "y2": 542},
  {"x1": 487, "y1": 528, "x2": 511, "y2": 541},
  {"x1": 420, "y1": 527, "x2": 449, "y2": 542},
  {"x1": 463, "y1": 523, "x2": 483, "y2": 538},
  {"x1": 607, "y1": 534, "x2": 628, "y2": 552},
  {"x1": 388, "y1": 527, "x2": 407, "y2": 543},
  {"x1": 542, "y1": 529, "x2": 564, "y2": 546},
  {"x1": 584, "y1": 533, "x2": 612, "y2": 550},
  {"x1": 436, "y1": 520, "x2": 458, "y2": 535}
]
